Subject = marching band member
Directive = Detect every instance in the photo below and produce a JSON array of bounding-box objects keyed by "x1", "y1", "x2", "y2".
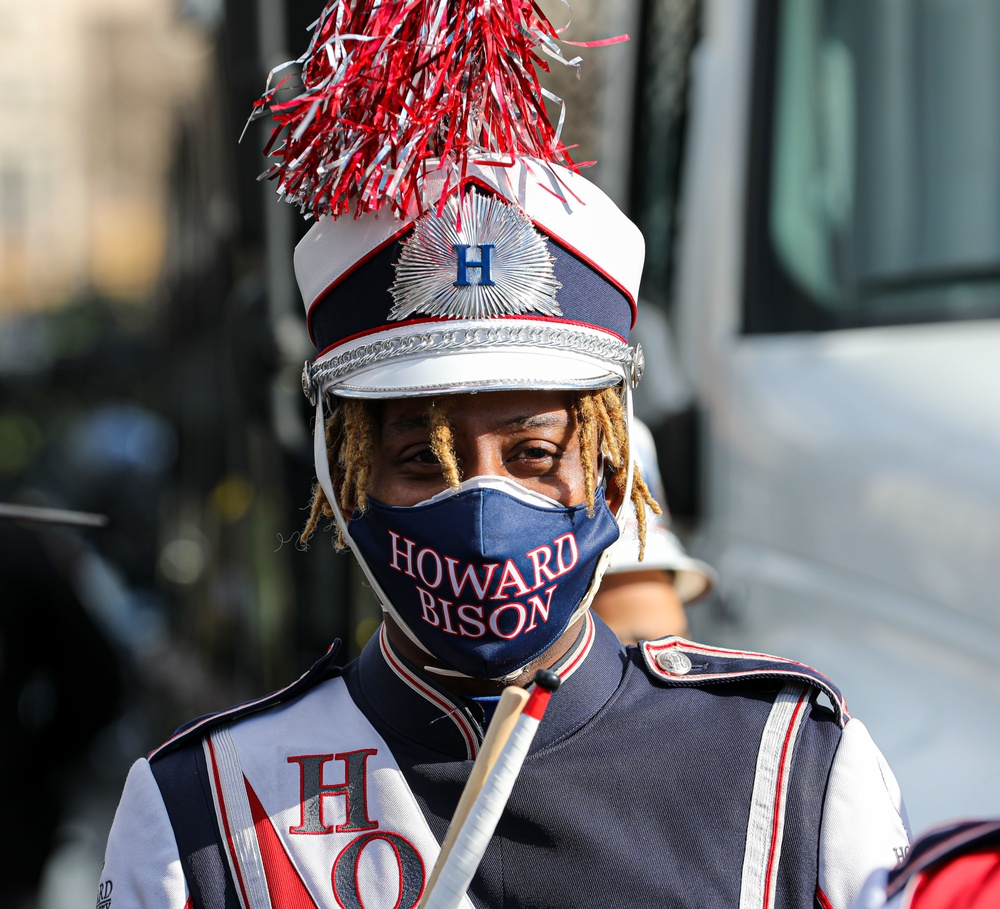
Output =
[{"x1": 98, "y1": 2, "x2": 909, "y2": 906}]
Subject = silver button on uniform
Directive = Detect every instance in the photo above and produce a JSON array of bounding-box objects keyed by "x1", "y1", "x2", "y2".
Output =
[{"x1": 655, "y1": 650, "x2": 692, "y2": 676}]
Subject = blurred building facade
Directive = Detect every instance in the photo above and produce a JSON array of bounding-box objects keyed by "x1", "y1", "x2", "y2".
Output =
[
  {"x1": 0, "y1": 0, "x2": 685, "y2": 734},
  {"x1": 0, "y1": 3, "x2": 670, "y2": 907},
  {"x1": 0, "y1": 0, "x2": 208, "y2": 313}
]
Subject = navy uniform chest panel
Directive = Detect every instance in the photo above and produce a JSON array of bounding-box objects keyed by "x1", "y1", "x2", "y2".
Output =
[
  {"x1": 150, "y1": 741, "x2": 243, "y2": 909},
  {"x1": 773, "y1": 693, "x2": 840, "y2": 908},
  {"x1": 392, "y1": 661, "x2": 841, "y2": 909}
]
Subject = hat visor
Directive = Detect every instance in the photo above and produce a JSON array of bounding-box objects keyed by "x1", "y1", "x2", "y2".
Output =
[
  {"x1": 671, "y1": 560, "x2": 716, "y2": 604},
  {"x1": 323, "y1": 348, "x2": 625, "y2": 399},
  {"x1": 607, "y1": 525, "x2": 717, "y2": 605}
]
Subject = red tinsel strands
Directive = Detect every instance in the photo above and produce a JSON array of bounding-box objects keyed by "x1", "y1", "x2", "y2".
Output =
[{"x1": 258, "y1": 0, "x2": 618, "y2": 220}]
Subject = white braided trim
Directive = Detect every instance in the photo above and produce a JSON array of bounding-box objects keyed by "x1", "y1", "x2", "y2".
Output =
[
  {"x1": 306, "y1": 323, "x2": 637, "y2": 394},
  {"x1": 205, "y1": 728, "x2": 274, "y2": 909},
  {"x1": 739, "y1": 683, "x2": 811, "y2": 909}
]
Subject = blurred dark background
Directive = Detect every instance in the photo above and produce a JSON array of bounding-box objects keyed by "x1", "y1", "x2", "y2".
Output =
[
  {"x1": 8, "y1": 0, "x2": 1000, "y2": 904},
  {"x1": 0, "y1": 3, "x2": 353, "y2": 906},
  {"x1": 0, "y1": 1, "x2": 673, "y2": 905}
]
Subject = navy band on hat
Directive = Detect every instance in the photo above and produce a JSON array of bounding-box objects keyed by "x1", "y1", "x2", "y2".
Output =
[
  {"x1": 295, "y1": 159, "x2": 645, "y2": 400},
  {"x1": 309, "y1": 230, "x2": 635, "y2": 357}
]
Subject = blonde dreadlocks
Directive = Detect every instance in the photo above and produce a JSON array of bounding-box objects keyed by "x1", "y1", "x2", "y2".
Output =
[{"x1": 301, "y1": 388, "x2": 662, "y2": 558}]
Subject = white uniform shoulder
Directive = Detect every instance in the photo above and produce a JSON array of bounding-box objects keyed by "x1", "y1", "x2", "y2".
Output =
[
  {"x1": 819, "y1": 717, "x2": 911, "y2": 909},
  {"x1": 149, "y1": 640, "x2": 342, "y2": 761},
  {"x1": 99, "y1": 758, "x2": 190, "y2": 909}
]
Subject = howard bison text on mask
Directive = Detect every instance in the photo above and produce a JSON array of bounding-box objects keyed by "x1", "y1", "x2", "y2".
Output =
[
  {"x1": 347, "y1": 483, "x2": 620, "y2": 677},
  {"x1": 386, "y1": 529, "x2": 580, "y2": 639}
]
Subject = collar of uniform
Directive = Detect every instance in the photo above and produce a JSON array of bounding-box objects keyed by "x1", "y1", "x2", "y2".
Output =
[
  {"x1": 348, "y1": 623, "x2": 483, "y2": 760},
  {"x1": 347, "y1": 613, "x2": 627, "y2": 760},
  {"x1": 530, "y1": 614, "x2": 628, "y2": 751}
]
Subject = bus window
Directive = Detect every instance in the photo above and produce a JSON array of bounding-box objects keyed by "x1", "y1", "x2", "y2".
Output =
[
  {"x1": 746, "y1": 0, "x2": 1000, "y2": 332},
  {"x1": 630, "y1": 0, "x2": 701, "y2": 312}
]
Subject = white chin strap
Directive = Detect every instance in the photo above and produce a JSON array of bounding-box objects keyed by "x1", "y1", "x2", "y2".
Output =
[
  {"x1": 566, "y1": 377, "x2": 636, "y2": 630},
  {"x1": 312, "y1": 394, "x2": 435, "y2": 661},
  {"x1": 311, "y1": 380, "x2": 636, "y2": 682}
]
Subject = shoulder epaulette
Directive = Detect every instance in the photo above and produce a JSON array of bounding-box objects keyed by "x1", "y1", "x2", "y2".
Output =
[
  {"x1": 148, "y1": 640, "x2": 343, "y2": 761},
  {"x1": 640, "y1": 637, "x2": 850, "y2": 727}
]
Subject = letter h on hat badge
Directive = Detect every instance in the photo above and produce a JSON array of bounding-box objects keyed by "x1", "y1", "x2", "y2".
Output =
[{"x1": 390, "y1": 192, "x2": 562, "y2": 322}]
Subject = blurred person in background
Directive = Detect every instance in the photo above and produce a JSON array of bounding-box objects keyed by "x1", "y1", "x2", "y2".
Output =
[
  {"x1": 851, "y1": 820, "x2": 1000, "y2": 909},
  {"x1": 0, "y1": 520, "x2": 124, "y2": 909},
  {"x1": 592, "y1": 418, "x2": 715, "y2": 643}
]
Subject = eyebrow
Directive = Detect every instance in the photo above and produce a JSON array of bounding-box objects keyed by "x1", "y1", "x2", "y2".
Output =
[
  {"x1": 503, "y1": 412, "x2": 569, "y2": 431},
  {"x1": 383, "y1": 414, "x2": 431, "y2": 437},
  {"x1": 382, "y1": 411, "x2": 569, "y2": 437}
]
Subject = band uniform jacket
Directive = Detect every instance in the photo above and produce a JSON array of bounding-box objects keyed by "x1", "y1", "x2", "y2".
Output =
[{"x1": 98, "y1": 615, "x2": 910, "y2": 909}]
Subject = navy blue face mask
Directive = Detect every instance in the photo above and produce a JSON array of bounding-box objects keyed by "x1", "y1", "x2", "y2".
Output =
[{"x1": 348, "y1": 477, "x2": 620, "y2": 679}]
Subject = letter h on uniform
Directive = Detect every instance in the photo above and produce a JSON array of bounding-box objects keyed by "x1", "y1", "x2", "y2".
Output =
[
  {"x1": 453, "y1": 243, "x2": 496, "y2": 286},
  {"x1": 288, "y1": 750, "x2": 378, "y2": 834}
]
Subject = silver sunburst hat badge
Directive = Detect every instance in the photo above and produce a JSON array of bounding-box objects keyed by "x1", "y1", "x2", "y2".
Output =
[{"x1": 389, "y1": 191, "x2": 563, "y2": 321}]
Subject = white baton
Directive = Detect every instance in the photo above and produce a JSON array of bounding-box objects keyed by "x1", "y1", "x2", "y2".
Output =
[{"x1": 420, "y1": 669, "x2": 561, "y2": 909}]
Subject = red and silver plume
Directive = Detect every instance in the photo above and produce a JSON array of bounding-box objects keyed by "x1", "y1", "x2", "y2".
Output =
[
  {"x1": 278, "y1": 0, "x2": 643, "y2": 402},
  {"x1": 254, "y1": 0, "x2": 621, "y2": 220}
]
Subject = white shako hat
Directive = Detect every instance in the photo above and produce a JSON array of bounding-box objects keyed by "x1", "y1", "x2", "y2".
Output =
[
  {"x1": 297, "y1": 156, "x2": 646, "y2": 400},
  {"x1": 610, "y1": 507, "x2": 716, "y2": 604},
  {"x1": 606, "y1": 421, "x2": 716, "y2": 604},
  {"x1": 254, "y1": 0, "x2": 646, "y2": 402}
]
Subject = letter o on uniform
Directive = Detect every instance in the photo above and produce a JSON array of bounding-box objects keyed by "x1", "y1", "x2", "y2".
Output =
[
  {"x1": 332, "y1": 831, "x2": 425, "y2": 909},
  {"x1": 416, "y1": 549, "x2": 443, "y2": 589},
  {"x1": 488, "y1": 602, "x2": 527, "y2": 640}
]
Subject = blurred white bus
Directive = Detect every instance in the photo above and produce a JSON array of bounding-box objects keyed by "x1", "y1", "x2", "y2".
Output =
[{"x1": 622, "y1": 0, "x2": 1000, "y2": 832}]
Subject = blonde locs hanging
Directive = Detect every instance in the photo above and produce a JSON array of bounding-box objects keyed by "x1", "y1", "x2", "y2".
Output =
[{"x1": 301, "y1": 388, "x2": 660, "y2": 559}]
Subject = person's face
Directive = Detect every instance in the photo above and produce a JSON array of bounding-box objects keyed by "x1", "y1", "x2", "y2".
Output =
[{"x1": 367, "y1": 389, "x2": 594, "y2": 508}]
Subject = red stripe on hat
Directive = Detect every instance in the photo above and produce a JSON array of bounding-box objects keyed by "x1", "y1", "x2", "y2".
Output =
[
  {"x1": 306, "y1": 222, "x2": 415, "y2": 344},
  {"x1": 461, "y1": 175, "x2": 639, "y2": 323}
]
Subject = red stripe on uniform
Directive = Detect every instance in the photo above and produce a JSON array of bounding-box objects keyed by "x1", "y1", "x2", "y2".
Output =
[
  {"x1": 206, "y1": 738, "x2": 254, "y2": 909},
  {"x1": 762, "y1": 692, "x2": 810, "y2": 909},
  {"x1": 556, "y1": 613, "x2": 596, "y2": 681},
  {"x1": 245, "y1": 780, "x2": 320, "y2": 909},
  {"x1": 379, "y1": 626, "x2": 479, "y2": 759}
]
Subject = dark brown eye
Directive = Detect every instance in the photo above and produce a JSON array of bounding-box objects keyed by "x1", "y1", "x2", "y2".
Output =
[{"x1": 507, "y1": 444, "x2": 561, "y2": 472}]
